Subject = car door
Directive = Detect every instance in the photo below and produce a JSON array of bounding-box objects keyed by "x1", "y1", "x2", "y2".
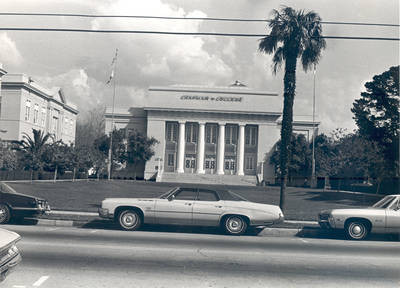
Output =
[
  {"x1": 154, "y1": 188, "x2": 196, "y2": 225},
  {"x1": 386, "y1": 198, "x2": 400, "y2": 233},
  {"x1": 192, "y1": 189, "x2": 224, "y2": 226}
]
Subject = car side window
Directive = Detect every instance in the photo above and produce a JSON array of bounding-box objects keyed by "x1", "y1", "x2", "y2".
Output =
[
  {"x1": 174, "y1": 189, "x2": 197, "y2": 201},
  {"x1": 197, "y1": 190, "x2": 219, "y2": 201},
  {"x1": 390, "y1": 199, "x2": 400, "y2": 211}
]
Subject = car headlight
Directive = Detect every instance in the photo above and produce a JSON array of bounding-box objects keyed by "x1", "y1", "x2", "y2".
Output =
[{"x1": 8, "y1": 245, "x2": 19, "y2": 256}]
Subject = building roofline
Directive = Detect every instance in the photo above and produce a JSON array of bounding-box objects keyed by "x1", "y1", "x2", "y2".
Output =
[
  {"x1": 148, "y1": 86, "x2": 278, "y2": 97},
  {"x1": 2, "y1": 80, "x2": 78, "y2": 115}
]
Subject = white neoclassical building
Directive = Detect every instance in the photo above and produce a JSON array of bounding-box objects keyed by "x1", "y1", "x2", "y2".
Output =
[{"x1": 105, "y1": 83, "x2": 319, "y2": 185}]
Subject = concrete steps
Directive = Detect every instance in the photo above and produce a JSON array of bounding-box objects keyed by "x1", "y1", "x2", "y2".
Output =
[{"x1": 159, "y1": 172, "x2": 258, "y2": 186}]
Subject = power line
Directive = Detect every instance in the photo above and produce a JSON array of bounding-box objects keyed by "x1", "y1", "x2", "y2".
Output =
[
  {"x1": 0, "y1": 27, "x2": 399, "y2": 40},
  {"x1": 0, "y1": 12, "x2": 399, "y2": 27}
]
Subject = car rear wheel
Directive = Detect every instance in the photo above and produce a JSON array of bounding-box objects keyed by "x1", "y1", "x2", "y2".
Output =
[
  {"x1": 224, "y1": 215, "x2": 247, "y2": 235},
  {"x1": 0, "y1": 204, "x2": 11, "y2": 224},
  {"x1": 345, "y1": 220, "x2": 369, "y2": 240},
  {"x1": 118, "y1": 209, "x2": 142, "y2": 231}
]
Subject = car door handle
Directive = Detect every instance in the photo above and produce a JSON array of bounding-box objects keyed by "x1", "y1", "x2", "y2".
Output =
[
  {"x1": 215, "y1": 205, "x2": 222, "y2": 208},
  {"x1": 185, "y1": 203, "x2": 192, "y2": 206}
]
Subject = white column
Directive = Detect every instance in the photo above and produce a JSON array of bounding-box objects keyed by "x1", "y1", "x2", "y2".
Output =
[
  {"x1": 176, "y1": 121, "x2": 186, "y2": 173},
  {"x1": 237, "y1": 124, "x2": 245, "y2": 176},
  {"x1": 197, "y1": 122, "x2": 206, "y2": 174},
  {"x1": 217, "y1": 123, "x2": 225, "y2": 175}
]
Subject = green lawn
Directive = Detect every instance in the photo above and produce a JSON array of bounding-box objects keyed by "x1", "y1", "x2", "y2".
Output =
[{"x1": 6, "y1": 180, "x2": 382, "y2": 221}]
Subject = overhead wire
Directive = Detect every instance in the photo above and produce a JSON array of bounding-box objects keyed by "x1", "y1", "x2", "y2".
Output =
[
  {"x1": 0, "y1": 27, "x2": 398, "y2": 41},
  {"x1": 0, "y1": 12, "x2": 399, "y2": 27}
]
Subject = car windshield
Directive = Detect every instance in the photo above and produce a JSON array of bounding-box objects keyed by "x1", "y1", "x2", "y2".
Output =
[{"x1": 372, "y1": 196, "x2": 396, "y2": 208}]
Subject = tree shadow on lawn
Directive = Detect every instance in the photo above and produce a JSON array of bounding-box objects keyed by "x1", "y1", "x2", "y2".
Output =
[
  {"x1": 81, "y1": 219, "x2": 262, "y2": 236},
  {"x1": 300, "y1": 190, "x2": 381, "y2": 207}
]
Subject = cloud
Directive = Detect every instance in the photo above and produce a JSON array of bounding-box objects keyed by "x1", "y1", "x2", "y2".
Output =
[{"x1": 0, "y1": 33, "x2": 23, "y2": 67}]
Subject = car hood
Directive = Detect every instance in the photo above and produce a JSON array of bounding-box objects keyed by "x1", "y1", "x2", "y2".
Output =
[
  {"x1": 0, "y1": 228, "x2": 21, "y2": 247},
  {"x1": 103, "y1": 198, "x2": 156, "y2": 204},
  {"x1": 325, "y1": 207, "x2": 386, "y2": 216}
]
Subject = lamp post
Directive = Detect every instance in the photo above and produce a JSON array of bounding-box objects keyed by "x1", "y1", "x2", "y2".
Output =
[{"x1": 311, "y1": 64, "x2": 317, "y2": 188}]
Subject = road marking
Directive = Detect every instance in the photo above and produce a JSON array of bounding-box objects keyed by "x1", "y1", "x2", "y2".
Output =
[
  {"x1": 12, "y1": 286, "x2": 26, "y2": 288},
  {"x1": 33, "y1": 276, "x2": 49, "y2": 287},
  {"x1": 90, "y1": 230, "x2": 98, "y2": 233},
  {"x1": 300, "y1": 239, "x2": 309, "y2": 243},
  {"x1": 46, "y1": 227, "x2": 59, "y2": 232}
]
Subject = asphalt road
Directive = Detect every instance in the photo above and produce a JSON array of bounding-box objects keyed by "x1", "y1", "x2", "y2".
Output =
[{"x1": 2, "y1": 225, "x2": 400, "y2": 288}]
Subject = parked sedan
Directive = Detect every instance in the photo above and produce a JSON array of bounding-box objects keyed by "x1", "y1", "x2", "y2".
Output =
[
  {"x1": 319, "y1": 194, "x2": 400, "y2": 240},
  {"x1": 99, "y1": 187, "x2": 284, "y2": 235},
  {"x1": 0, "y1": 228, "x2": 21, "y2": 282},
  {"x1": 0, "y1": 184, "x2": 50, "y2": 224}
]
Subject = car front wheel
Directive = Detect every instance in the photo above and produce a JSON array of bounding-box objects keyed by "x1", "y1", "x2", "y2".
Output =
[
  {"x1": 223, "y1": 215, "x2": 247, "y2": 235},
  {"x1": 118, "y1": 209, "x2": 142, "y2": 231},
  {"x1": 0, "y1": 204, "x2": 11, "y2": 224},
  {"x1": 345, "y1": 220, "x2": 370, "y2": 240}
]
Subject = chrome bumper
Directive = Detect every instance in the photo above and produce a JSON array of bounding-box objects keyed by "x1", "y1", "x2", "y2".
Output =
[
  {"x1": 98, "y1": 208, "x2": 113, "y2": 219},
  {"x1": 0, "y1": 253, "x2": 22, "y2": 282}
]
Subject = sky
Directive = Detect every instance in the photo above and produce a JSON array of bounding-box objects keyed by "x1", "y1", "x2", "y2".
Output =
[{"x1": 0, "y1": 0, "x2": 398, "y2": 134}]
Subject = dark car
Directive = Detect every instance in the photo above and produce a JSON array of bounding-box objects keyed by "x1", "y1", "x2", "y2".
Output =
[{"x1": 0, "y1": 183, "x2": 50, "y2": 224}]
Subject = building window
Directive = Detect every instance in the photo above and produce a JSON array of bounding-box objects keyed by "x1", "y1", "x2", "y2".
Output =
[
  {"x1": 245, "y1": 126, "x2": 257, "y2": 146},
  {"x1": 206, "y1": 124, "x2": 217, "y2": 144},
  {"x1": 166, "y1": 122, "x2": 178, "y2": 142},
  {"x1": 167, "y1": 154, "x2": 175, "y2": 166},
  {"x1": 33, "y1": 104, "x2": 39, "y2": 124},
  {"x1": 185, "y1": 123, "x2": 198, "y2": 143},
  {"x1": 245, "y1": 157, "x2": 254, "y2": 170},
  {"x1": 41, "y1": 107, "x2": 46, "y2": 127},
  {"x1": 25, "y1": 99, "x2": 31, "y2": 121},
  {"x1": 225, "y1": 125, "x2": 238, "y2": 145}
]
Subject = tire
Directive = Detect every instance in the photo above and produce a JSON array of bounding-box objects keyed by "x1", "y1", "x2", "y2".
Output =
[
  {"x1": 0, "y1": 204, "x2": 11, "y2": 224},
  {"x1": 223, "y1": 215, "x2": 247, "y2": 235},
  {"x1": 118, "y1": 209, "x2": 142, "y2": 231},
  {"x1": 345, "y1": 220, "x2": 370, "y2": 240}
]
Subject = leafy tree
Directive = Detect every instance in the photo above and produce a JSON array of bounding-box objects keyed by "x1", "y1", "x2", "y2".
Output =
[
  {"x1": 75, "y1": 105, "x2": 106, "y2": 148},
  {"x1": 126, "y1": 130, "x2": 159, "y2": 179},
  {"x1": 13, "y1": 129, "x2": 53, "y2": 180},
  {"x1": 42, "y1": 141, "x2": 73, "y2": 181},
  {"x1": 259, "y1": 6, "x2": 326, "y2": 210},
  {"x1": 351, "y1": 66, "x2": 399, "y2": 176},
  {"x1": 270, "y1": 134, "x2": 311, "y2": 183},
  {"x1": 0, "y1": 142, "x2": 18, "y2": 170}
]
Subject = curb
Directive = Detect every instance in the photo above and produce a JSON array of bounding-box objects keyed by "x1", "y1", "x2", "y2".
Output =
[{"x1": 29, "y1": 210, "x2": 322, "y2": 237}]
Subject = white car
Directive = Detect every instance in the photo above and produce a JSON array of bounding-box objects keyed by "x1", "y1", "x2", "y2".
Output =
[
  {"x1": 99, "y1": 187, "x2": 284, "y2": 235},
  {"x1": 0, "y1": 228, "x2": 21, "y2": 282},
  {"x1": 319, "y1": 194, "x2": 400, "y2": 240}
]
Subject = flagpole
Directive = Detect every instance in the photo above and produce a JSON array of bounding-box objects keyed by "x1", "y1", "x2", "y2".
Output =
[{"x1": 107, "y1": 49, "x2": 118, "y2": 181}]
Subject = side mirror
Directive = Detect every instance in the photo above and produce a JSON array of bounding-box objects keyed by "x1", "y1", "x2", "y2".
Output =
[{"x1": 168, "y1": 195, "x2": 175, "y2": 201}]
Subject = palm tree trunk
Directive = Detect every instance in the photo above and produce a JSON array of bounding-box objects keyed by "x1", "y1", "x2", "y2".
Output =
[
  {"x1": 53, "y1": 165, "x2": 58, "y2": 183},
  {"x1": 279, "y1": 56, "x2": 297, "y2": 212},
  {"x1": 72, "y1": 167, "x2": 76, "y2": 182}
]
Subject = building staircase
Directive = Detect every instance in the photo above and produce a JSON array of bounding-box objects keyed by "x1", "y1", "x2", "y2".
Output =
[{"x1": 158, "y1": 172, "x2": 258, "y2": 186}]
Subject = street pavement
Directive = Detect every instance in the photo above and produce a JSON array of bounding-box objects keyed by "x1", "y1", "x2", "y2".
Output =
[{"x1": 2, "y1": 224, "x2": 400, "y2": 288}]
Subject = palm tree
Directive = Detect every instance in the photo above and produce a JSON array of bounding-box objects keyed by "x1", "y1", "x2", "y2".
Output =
[
  {"x1": 14, "y1": 129, "x2": 53, "y2": 180},
  {"x1": 259, "y1": 6, "x2": 326, "y2": 211}
]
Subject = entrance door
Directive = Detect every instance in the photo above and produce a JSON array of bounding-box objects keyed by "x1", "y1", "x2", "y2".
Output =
[
  {"x1": 224, "y1": 157, "x2": 236, "y2": 175},
  {"x1": 205, "y1": 156, "x2": 216, "y2": 174},
  {"x1": 184, "y1": 155, "x2": 196, "y2": 173}
]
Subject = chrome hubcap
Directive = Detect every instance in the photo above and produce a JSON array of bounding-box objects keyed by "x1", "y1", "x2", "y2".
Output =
[
  {"x1": 349, "y1": 222, "x2": 365, "y2": 238},
  {"x1": 122, "y1": 213, "x2": 137, "y2": 227},
  {"x1": 227, "y1": 217, "x2": 243, "y2": 233}
]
